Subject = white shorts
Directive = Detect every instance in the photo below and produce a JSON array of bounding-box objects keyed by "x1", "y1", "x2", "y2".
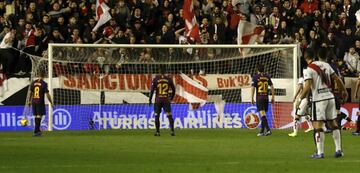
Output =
[
  {"x1": 311, "y1": 99, "x2": 337, "y2": 121},
  {"x1": 296, "y1": 99, "x2": 309, "y2": 116}
]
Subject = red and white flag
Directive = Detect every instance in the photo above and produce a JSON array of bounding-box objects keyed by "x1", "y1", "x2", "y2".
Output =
[
  {"x1": 173, "y1": 73, "x2": 208, "y2": 110},
  {"x1": 183, "y1": 0, "x2": 201, "y2": 43},
  {"x1": 237, "y1": 20, "x2": 264, "y2": 53},
  {"x1": 93, "y1": 0, "x2": 112, "y2": 32}
]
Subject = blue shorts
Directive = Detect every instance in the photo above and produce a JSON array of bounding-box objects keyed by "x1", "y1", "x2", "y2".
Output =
[
  {"x1": 256, "y1": 98, "x2": 269, "y2": 112},
  {"x1": 154, "y1": 101, "x2": 171, "y2": 115},
  {"x1": 32, "y1": 103, "x2": 46, "y2": 116}
]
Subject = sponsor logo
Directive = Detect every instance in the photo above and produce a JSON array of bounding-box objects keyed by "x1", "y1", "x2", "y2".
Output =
[
  {"x1": 52, "y1": 109, "x2": 72, "y2": 130},
  {"x1": 243, "y1": 106, "x2": 260, "y2": 129}
]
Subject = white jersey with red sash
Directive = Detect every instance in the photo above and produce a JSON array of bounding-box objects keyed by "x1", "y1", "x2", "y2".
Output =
[{"x1": 304, "y1": 61, "x2": 335, "y2": 102}]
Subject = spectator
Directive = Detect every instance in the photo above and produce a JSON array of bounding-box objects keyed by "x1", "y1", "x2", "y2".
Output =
[
  {"x1": 159, "y1": 25, "x2": 175, "y2": 44},
  {"x1": 41, "y1": 15, "x2": 52, "y2": 35},
  {"x1": 34, "y1": 26, "x2": 48, "y2": 56},
  {"x1": 47, "y1": 2, "x2": 70, "y2": 19},
  {"x1": 325, "y1": 32, "x2": 337, "y2": 55},
  {"x1": 308, "y1": 30, "x2": 320, "y2": 52},
  {"x1": 269, "y1": 6, "x2": 280, "y2": 32},
  {"x1": 0, "y1": 27, "x2": 16, "y2": 76},
  {"x1": 355, "y1": 40, "x2": 360, "y2": 55},
  {"x1": 114, "y1": 0, "x2": 131, "y2": 29},
  {"x1": 280, "y1": 0, "x2": 295, "y2": 25},
  {"x1": 133, "y1": 20, "x2": 146, "y2": 43},
  {"x1": 0, "y1": 0, "x2": 359, "y2": 78},
  {"x1": 338, "y1": 28, "x2": 355, "y2": 58},
  {"x1": 56, "y1": 16, "x2": 68, "y2": 40},
  {"x1": 300, "y1": 0, "x2": 319, "y2": 14},
  {"x1": 82, "y1": 18, "x2": 97, "y2": 43},
  {"x1": 48, "y1": 28, "x2": 65, "y2": 43},
  {"x1": 344, "y1": 46, "x2": 360, "y2": 76}
]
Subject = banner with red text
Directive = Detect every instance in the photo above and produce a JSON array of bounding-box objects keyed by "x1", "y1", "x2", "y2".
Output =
[{"x1": 59, "y1": 74, "x2": 252, "y2": 92}]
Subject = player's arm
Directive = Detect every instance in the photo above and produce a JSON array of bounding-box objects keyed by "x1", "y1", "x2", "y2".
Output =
[
  {"x1": 270, "y1": 84, "x2": 275, "y2": 104},
  {"x1": 268, "y1": 76, "x2": 275, "y2": 104},
  {"x1": 297, "y1": 79, "x2": 312, "y2": 108},
  {"x1": 293, "y1": 84, "x2": 303, "y2": 102},
  {"x1": 28, "y1": 82, "x2": 34, "y2": 106},
  {"x1": 251, "y1": 76, "x2": 256, "y2": 104},
  {"x1": 169, "y1": 79, "x2": 176, "y2": 100},
  {"x1": 149, "y1": 79, "x2": 156, "y2": 105},
  {"x1": 330, "y1": 73, "x2": 348, "y2": 102},
  {"x1": 251, "y1": 86, "x2": 255, "y2": 104},
  {"x1": 28, "y1": 92, "x2": 33, "y2": 106},
  {"x1": 46, "y1": 92, "x2": 54, "y2": 108}
]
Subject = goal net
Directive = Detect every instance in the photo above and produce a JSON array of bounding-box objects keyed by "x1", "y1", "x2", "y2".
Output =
[{"x1": 28, "y1": 44, "x2": 298, "y2": 131}]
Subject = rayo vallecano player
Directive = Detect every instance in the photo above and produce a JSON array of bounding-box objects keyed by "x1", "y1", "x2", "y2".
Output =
[
  {"x1": 288, "y1": 69, "x2": 314, "y2": 137},
  {"x1": 296, "y1": 48, "x2": 348, "y2": 159}
]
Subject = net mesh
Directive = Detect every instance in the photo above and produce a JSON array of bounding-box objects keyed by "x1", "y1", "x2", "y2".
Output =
[{"x1": 27, "y1": 45, "x2": 296, "y2": 131}]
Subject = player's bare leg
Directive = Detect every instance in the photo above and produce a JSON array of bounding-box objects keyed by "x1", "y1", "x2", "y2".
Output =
[
  {"x1": 33, "y1": 115, "x2": 42, "y2": 137},
  {"x1": 288, "y1": 115, "x2": 300, "y2": 137},
  {"x1": 304, "y1": 115, "x2": 314, "y2": 133},
  {"x1": 353, "y1": 112, "x2": 360, "y2": 136},
  {"x1": 166, "y1": 112, "x2": 175, "y2": 136},
  {"x1": 154, "y1": 114, "x2": 160, "y2": 136},
  {"x1": 311, "y1": 121, "x2": 325, "y2": 159},
  {"x1": 258, "y1": 110, "x2": 271, "y2": 136}
]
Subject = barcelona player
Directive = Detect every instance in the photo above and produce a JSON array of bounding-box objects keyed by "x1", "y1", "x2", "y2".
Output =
[
  {"x1": 251, "y1": 64, "x2": 275, "y2": 136},
  {"x1": 28, "y1": 70, "x2": 53, "y2": 136},
  {"x1": 149, "y1": 65, "x2": 176, "y2": 136}
]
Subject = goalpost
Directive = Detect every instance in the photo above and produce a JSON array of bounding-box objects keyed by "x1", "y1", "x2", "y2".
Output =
[{"x1": 37, "y1": 44, "x2": 299, "y2": 131}]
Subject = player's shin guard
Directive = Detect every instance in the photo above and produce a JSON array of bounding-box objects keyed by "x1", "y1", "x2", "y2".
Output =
[
  {"x1": 167, "y1": 115, "x2": 174, "y2": 132},
  {"x1": 332, "y1": 129, "x2": 342, "y2": 151},
  {"x1": 314, "y1": 128, "x2": 325, "y2": 155},
  {"x1": 155, "y1": 115, "x2": 160, "y2": 133},
  {"x1": 34, "y1": 116, "x2": 41, "y2": 133},
  {"x1": 305, "y1": 116, "x2": 313, "y2": 130}
]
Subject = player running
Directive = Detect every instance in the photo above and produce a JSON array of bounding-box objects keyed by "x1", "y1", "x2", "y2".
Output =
[
  {"x1": 28, "y1": 70, "x2": 53, "y2": 136},
  {"x1": 288, "y1": 72, "x2": 314, "y2": 137},
  {"x1": 296, "y1": 48, "x2": 348, "y2": 159},
  {"x1": 251, "y1": 64, "x2": 275, "y2": 136},
  {"x1": 149, "y1": 65, "x2": 176, "y2": 136}
]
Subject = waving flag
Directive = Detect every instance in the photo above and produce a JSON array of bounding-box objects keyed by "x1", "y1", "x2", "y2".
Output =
[
  {"x1": 237, "y1": 20, "x2": 264, "y2": 54},
  {"x1": 173, "y1": 73, "x2": 208, "y2": 110},
  {"x1": 93, "y1": 0, "x2": 112, "y2": 32},
  {"x1": 183, "y1": 0, "x2": 201, "y2": 43}
]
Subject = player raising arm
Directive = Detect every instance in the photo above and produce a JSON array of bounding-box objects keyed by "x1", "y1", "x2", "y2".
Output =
[
  {"x1": 149, "y1": 65, "x2": 176, "y2": 136},
  {"x1": 251, "y1": 64, "x2": 275, "y2": 136},
  {"x1": 28, "y1": 70, "x2": 53, "y2": 136},
  {"x1": 296, "y1": 48, "x2": 348, "y2": 159}
]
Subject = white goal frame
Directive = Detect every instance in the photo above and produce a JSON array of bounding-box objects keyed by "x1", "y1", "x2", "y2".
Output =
[{"x1": 47, "y1": 44, "x2": 299, "y2": 131}]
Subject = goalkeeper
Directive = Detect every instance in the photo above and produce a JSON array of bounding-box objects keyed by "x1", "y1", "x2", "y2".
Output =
[{"x1": 149, "y1": 65, "x2": 176, "y2": 136}]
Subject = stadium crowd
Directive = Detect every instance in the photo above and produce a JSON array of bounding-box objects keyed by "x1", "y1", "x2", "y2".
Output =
[{"x1": 0, "y1": 0, "x2": 359, "y2": 77}]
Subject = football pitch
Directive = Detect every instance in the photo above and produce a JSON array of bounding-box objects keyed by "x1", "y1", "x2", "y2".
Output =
[{"x1": 0, "y1": 129, "x2": 359, "y2": 173}]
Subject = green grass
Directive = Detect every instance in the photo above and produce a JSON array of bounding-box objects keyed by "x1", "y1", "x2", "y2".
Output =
[{"x1": 0, "y1": 129, "x2": 359, "y2": 173}]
